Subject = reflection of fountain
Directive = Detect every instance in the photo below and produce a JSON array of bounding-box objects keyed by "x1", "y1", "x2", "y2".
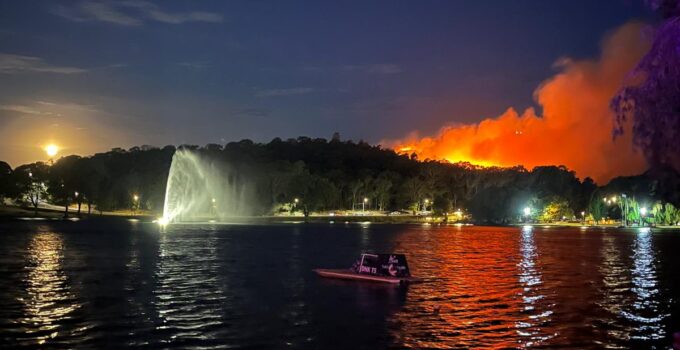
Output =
[
  {"x1": 20, "y1": 232, "x2": 81, "y2": 345},
  {"x1": 515, "y1": 225, "x2": 554, "y2": 347},
  {"x1": 162, "y1": 149, "x2": 256, "y2": 223},
  {"x1": 152, "y1": 230, "x2": 228, "y2": 345},
  {"x1": 621, "y1": 228, "x2": 668, "y2": 342}
]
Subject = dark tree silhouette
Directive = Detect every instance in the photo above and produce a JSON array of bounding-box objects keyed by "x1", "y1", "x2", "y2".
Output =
[{"x1": 612, "y1": 1, "x2": 680, "y2": 171}]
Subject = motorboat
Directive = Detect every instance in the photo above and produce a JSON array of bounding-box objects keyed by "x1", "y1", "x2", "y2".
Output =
[{"x1": 314, "y1": 253, "x2": 421, "y2": 284}]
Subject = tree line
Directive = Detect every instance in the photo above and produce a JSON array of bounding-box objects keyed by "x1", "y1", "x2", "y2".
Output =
[{"x1": 1, "y1": 136, "x2": 679, "y2": 224}]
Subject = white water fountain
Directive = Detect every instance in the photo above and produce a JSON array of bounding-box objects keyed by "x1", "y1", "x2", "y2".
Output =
[{"x1": 160, "y1": 149, "x2": 255, "y2": 223}]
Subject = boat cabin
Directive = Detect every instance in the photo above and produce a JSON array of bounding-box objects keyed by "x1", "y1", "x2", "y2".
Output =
[{"x1": 354, "y1": 253, "x2": 411, "y2": 277}]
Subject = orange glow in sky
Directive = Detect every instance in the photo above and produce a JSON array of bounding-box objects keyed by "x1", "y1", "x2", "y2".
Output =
[{"x1": 390, "y1": 22, "x2": 650, "y2": 183}]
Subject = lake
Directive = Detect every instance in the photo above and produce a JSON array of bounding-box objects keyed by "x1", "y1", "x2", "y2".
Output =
[{"x1": 1, "y1": 220, "x2": 679, "y2": 349}]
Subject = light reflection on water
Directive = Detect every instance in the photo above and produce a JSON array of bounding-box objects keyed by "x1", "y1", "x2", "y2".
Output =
[
  {"x1": 0, "y1": 222, "x2": 678, "y2": 349},
  {"x1": 152, "y1": 230, "x2": 228, "y2": 346},
  {"x1": 516, "y1": 225, "x2": 555, "y2": 347},
  {"x1": 19, "y1": 232, "x2": 82, "y2": 345},
  {"x1": 623, "y1": 229, "x2": 669, "y2": 341}
]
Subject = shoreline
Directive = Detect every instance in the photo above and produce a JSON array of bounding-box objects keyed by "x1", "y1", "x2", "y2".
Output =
[{"x1": 2, "y1": 205, "x2": 679, "y2": 230}]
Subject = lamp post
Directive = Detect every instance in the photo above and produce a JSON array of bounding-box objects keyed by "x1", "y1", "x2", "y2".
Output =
[
  {"x1": 581, "y1": 211, "x2": 585, "y2": 224},
  {"x1": 132, "y1": 194, "x2": 139, "y2": 215},
  {"x1": 523, "y1": 207, "x2": 531, "y2": 223},
  {"x1": 640, "y1": 207, "x2": 647, "y2": 227},
  {"x1": 363, "y1": 197, "x2": 368, "y2": 215},
  {"x1": 621, "y1": 193, "x2": 627, "y2": 227},
  {"x1": 424, "y1": 198, "x2": 429, "y2": 212}
]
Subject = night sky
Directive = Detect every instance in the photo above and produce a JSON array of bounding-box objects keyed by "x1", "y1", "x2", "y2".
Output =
[{"x1": 0, "y1": 1, "x2": 652, "y2": 167}]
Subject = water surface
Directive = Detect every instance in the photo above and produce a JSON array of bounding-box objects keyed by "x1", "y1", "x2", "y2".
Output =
[{"x1": 1, "y1": 220, "x2": 679, "y2": 349}]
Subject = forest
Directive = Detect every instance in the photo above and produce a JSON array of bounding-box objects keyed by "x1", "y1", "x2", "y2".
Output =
[{"x1": 1, "y1": 135, "x2": 679, "y2": 225}]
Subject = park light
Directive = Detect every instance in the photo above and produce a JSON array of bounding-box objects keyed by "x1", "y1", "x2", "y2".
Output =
[
  {"x1": 424, "y1": 199, "x2": 429, "y2": 204},
  {"x1": 640, "y1": 207, "x2": 647, "y2": 216},
  {"x1": 28, "y1": 172, "x2": 33, "y2": 178},
  {"x1": 581, "y1": 211, "x2": 585, "y2": 217},
  {"x1": 74, "y1": 191, "x2": 79, "y2": 198},
  {"x1": 611, "y1": 196, "x2": 617, "y2": 203},
  {"x1": 211, "y1": 198, "x2": 216, "y2": 203},
  {"x1": 363, "y1": 197, "x2": 368, "y2": 203},
  {"x1": 133, "y1": 194, "x2": 139, "y2": 201},
  {"x1": 523, "y1": 207, "x2": 531, "y2": 216},
  {"x1": 294, "y1": 198, "x2": 299, "y2": 204},
  {"x1": 45, "y1": 144, "x2": 59, "y2": 157}
]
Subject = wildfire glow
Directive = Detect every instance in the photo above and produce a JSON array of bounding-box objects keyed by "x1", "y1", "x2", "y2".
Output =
[{"x1": 390, "y1": 22, "x2": 650, "y2": 183}]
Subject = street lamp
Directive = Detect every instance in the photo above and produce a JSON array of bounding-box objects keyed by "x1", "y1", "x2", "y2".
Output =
[
  {"x1": 363, "y1": 197, "x2": 368, "y2": 215},
  {"x1": 640, "y1": 207, "x2": 647, "y2": 226},
  {"x1": 523, "y1": 207, "x2": 531, "y2": 223},
  {"x1": 424, "y1": 198, "x2": 430, "y2": 211},
  {"x1": 581, "y1": 211, "x2": 586, "y2": 224},
  {"x1": 132, "y1": 194, "x2": 139, "y2": 215},
  {"x1": 621, "y1": 193, "x2": 628, "y2": 227}
]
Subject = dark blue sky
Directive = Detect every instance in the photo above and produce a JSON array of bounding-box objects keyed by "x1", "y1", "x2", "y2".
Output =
[{"x1": 0, "y1": 0, "x2": 652, "y2": 165}]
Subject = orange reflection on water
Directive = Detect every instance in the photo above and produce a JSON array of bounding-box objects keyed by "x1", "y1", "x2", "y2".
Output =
[
  {"x1": 20, "y1": 232, "x2": 81, "y2": 345},
  {"x1": 389, "y1": 226, "x2": 554, "y2": 348}
]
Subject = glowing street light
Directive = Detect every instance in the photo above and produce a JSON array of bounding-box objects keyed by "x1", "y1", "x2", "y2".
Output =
[
  {"x1": 132, "y1": 194, "x2": 139, "y2": 215},
  {"x1": 523, "y1": 207, "x2": 531, "y2": 223},
  {"x1": 294, "y1": 198, "x2": 299, "y2": 204},
  {"x1": 74, "y1": 191, "x2": 79, "y2": 198},
  {"x1": 640, "y1": 207, "x2": 647, "y2": 216},
  {"x1": 363, "y1": 197, "x2": 368, "y2": 215}
]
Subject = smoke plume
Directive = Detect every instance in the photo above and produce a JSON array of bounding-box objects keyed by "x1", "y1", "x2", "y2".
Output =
[{"x1": 391, "y1": 22, "x2": 651, "y2": 183}]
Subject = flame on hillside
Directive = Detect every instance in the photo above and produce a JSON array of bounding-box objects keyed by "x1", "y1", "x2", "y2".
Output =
[{"x1": 391, "y1": 22, "x2": 650, "y2": 183}]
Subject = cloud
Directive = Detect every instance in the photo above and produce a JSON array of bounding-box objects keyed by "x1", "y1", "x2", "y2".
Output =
[
  {"x1": 343, "y1": 64, "x2": 402, "y2": 74},
  {"x1": 0, "y1": 104, "x2": 60, "y2": 116},
  {"x1": 0, "y1": 100, "x2": 98, "y2": 117},
  {"x1": 389, "y1": 22, "x2": 650, "y2": 183},
  {"x1": 53, "y1": 0, "x2": 223, "y2": 26},
  {"x1": 0, "y1": 53, "x2": 88, "y2": 74},
  {"x1": 256, "y1": 87, "x2": 315, "y2": 97}
]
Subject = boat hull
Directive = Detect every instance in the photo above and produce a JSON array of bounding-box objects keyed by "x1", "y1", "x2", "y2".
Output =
[{"x1": 314, "y1": 268, "x2": 421, "y2": 284}]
